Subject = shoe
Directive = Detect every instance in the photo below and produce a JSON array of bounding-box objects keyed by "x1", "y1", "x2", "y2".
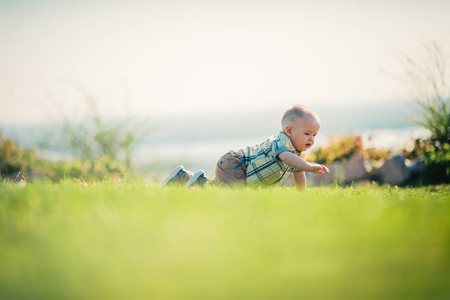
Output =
[
  {"x1": 163, "y1": 165, "x2": 193, "y2": 185},
  {"x1": 185, "y1": 170, "x2": 209, "y2": 187}
]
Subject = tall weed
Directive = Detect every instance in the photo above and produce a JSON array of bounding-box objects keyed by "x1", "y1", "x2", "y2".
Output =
[
  {"x1": 46, "y1": 82, "x2": 152, "y2": 176},
  {"x1": 399, "y1": 42, "x2": 450, "y2": 183}
]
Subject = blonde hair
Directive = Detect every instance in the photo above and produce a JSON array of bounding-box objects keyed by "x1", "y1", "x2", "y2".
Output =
[{"x1": 281, "y1": 104, "x2": 318, "y2": 128}]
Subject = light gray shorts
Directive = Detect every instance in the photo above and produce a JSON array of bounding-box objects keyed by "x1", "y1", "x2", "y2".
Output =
[{"x1": 214, "y1": 150, "x2": 247, "y2": 186}]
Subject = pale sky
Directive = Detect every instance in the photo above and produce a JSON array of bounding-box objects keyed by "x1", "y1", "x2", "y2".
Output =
[{"x1": 1, "y1": 0, "x2": 449, "y2": 124}]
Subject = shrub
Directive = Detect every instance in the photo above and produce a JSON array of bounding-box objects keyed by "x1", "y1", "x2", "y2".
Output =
[
  {"x1": 405, "y1": 138, "x2": 450, "y2": 184},
  {"x1": 43, "y1": 82, "x2": 150, "y2": 179},
  {"x1": 399, "y1": 42, "x2": 450, "y2": 184},
  {"x1": 0, "y1": 134, "x2": 37, "y2": 179},
  {"x1": 0, "y1": 133, "x2": 138, "y2": 182},
  {"x1": 401, "y1": 42, "x2": 449, "y2": 147}
]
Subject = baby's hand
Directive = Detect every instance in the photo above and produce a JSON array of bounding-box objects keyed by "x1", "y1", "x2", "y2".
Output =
[{"x1": 309, "y1": 163, "x2": 330, "y2": 174}]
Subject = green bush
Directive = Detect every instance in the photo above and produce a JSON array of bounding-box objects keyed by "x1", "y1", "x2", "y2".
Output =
[
  {"x1": 402, "y1": 42, "x2": 449, "y2": 147},
  {"x1": 406, "y1": 138, "x2": 450, "y2": 184},
  {"x1": 46, "y1": 83, "x2": 149, "y2": 177},
  {"x1": 0, "y1": 133, "x2": 137, "y2": 182},
  {"x1": 399, "y1": 42, "x2": 450, "y2": 184},
  {"x1": 0, "y1": 135, "x2": 37, "y2": 179}
]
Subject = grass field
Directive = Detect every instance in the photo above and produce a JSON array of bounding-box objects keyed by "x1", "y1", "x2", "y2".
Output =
[{"x1": 1, "y1": 182, "x2": 449, "y2": 299}]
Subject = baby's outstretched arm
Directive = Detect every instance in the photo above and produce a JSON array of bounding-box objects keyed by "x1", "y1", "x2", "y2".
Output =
[{"x1": 278, "y1": 151, "x2": 330, "y2": 174}]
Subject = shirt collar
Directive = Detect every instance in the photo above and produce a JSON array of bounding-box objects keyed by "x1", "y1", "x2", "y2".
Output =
[{"x1": 278, "y1": 131, "x2": 302, "y2": 155}]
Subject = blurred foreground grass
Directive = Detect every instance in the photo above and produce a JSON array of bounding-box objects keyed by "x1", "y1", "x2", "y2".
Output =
[{"x1": 1, "y1": 182, "x2": 449, "y2": 299}]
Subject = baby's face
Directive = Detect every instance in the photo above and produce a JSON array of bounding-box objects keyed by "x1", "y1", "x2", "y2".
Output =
[{"x1": 286, "y1": 115, "x2": 320, "y2": 152}]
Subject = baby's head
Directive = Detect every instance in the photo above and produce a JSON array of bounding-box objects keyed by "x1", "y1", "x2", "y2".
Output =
[{"x1": 281, "y1": 105, "x2": 321, "y2": 152}]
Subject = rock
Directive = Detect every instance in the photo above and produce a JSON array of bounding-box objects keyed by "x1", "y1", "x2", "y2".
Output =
[
  {"x1": 281, "y1": 162, "x2": 344, "y2": 186},
  {"x1": 344, "y1": 155, "x2": 369, "y2": 184},
  {"x1": 407, "y1": 159, "x2": 426, "y2": 173},
  {"x1": 309, "y1": 162, "x2": 344, "y2": 186},
  {"x1": 376, "y1": 154, "x2": 411, "y2": 185}
]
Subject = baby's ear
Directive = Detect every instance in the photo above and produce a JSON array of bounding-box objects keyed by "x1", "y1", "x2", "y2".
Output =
[{"x1": 284, "y1": 124, "x2": 293, "y2": 136}]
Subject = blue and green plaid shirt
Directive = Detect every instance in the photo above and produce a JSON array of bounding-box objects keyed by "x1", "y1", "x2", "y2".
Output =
[{"x1": 238, "y1": 131, "x2": 303, "y2": 186}]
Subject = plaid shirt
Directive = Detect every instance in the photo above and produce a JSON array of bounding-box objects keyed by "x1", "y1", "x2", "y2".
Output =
[{"x1": 238, "y1": 131, "x2": 303, "y2": 186}]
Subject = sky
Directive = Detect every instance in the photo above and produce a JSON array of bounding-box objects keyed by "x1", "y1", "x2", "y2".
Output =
[{"x1": 1, "y1": 0, "x2": 450, "y2": 124}]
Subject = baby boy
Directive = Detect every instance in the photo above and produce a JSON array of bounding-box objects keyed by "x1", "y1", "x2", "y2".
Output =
[{"x1": 164, "y1": 104, "x2": 330, "y2": 189}]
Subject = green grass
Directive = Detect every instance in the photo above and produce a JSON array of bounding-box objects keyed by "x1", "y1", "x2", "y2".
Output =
[{"x1": 1, "y1": 182, "x2": 449, "y2": 299}]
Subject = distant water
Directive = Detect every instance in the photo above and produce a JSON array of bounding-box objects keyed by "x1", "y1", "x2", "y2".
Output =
[
  {"x1": 134, "y1": 127, "x2": 428, "y2": 177},
  {"x1": 1, "y1": 101, "x2": 429, "y2": 177}
]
